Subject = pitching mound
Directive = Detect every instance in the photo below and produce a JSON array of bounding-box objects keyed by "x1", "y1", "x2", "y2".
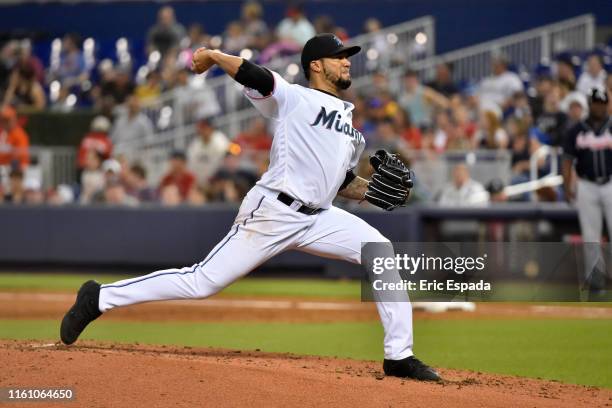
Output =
[{"x1": 1, "y1": 340, "x2": 610, "y2": 408}]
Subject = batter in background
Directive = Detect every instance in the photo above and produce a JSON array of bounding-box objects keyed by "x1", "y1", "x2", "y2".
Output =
[
  {"x1": 562, "y1": 88, "x2": 612, "y2": 294},
  {"x1": 60, "y1": 33, "x2": 439, "y2": 381}
]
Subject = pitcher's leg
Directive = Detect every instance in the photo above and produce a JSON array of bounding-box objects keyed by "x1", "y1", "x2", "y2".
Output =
[
  {"x1": 296, "y1": 206, "x2": 413, "y2": 360},
  {"x1": 98, "y1": 222, "x2": 271, "y2": 311},
  {"x1": 98, "y1": 191, "x2": 283, "y2": 311}
]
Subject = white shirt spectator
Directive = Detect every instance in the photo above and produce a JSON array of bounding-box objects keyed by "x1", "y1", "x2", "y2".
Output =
[
  {"x1": 576, "y1": 69, "x2": 607, "y2": 96},
  {"x1": 438, "y1": 178, "x2": 489, "y2": 206},
  {"x1": 187, "y1": 130, "x2": 230, "y2": 185},
  {"x1": 276, "y1": 17, "x2": 316, "y2": 47},
  {"x1": 111, "y1": 111, "x2": 154, "y2": 152},
  {"x1": 478, "y1": 71, "x2": 523, "y2": 108}
]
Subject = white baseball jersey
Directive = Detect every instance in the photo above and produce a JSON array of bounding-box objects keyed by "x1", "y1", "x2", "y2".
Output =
[
  {"x1": 244, "y1": 71, "x2": 365, "y2": 209},
  {"x1": 98, "y1": 70, "x2": 414, "y2": 362}
]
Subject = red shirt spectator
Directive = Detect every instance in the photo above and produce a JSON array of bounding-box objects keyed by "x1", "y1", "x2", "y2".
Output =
[
  {"x1": 77, "y1": 116, "x2": 113, "y2": 169},
  {"x1": 401, "y1": 127, "x2": 422, "y2": 149},
  {"x1": 158, "y1": 151, "x2": 196, "y2": 200},
  {"x1": 0, "y1": 106, "x2": 29, "y2": 168},
  {"x1": 234, "y1": 118, "x2": 272, "y2": 152}
]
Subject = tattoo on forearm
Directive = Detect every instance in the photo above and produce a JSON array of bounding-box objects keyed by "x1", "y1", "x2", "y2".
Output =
[{"x1": 338, "y1": 176, "x2": 369, "y2": 201}]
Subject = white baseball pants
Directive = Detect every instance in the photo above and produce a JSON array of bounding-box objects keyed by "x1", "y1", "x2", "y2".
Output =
[
  {"x1": 98, "y1": 185, "x2": 414, "y2": 360},
  {"x1": 576, "y1": 178, "x2": 612, "y2": 278}
]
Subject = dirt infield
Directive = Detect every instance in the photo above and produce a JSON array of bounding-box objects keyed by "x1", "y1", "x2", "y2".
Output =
[
  {"x1": 2, "y1": 292, "x2": 612, "y2": 407},
  {"x1": 1, "y1": 340, "x2": 610, "y2": 408}
]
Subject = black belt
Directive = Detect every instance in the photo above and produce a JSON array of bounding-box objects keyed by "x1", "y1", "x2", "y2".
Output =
[
  {"x1": 277, "y1": 192, "x2": 323, "y2": 215},
  {"x1": 583, "y1": 175, "x2": 611, "y2": 185}
]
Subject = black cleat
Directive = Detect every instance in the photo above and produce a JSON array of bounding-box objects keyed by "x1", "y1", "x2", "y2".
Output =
[
  {"x1": 383, "y1": 356, "x2": 441, "y2": 381},
  {"x1": 60, "y1": 280, "x2": 102, "y2": 345}
]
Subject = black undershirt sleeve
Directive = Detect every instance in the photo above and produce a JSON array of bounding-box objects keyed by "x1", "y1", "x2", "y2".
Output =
[
  {"x1": 234, "y1": 59, "x2": 274, "y2": 97},
  {"x1": 338, "y1": 170, "x2": 357, "y2": 192}
]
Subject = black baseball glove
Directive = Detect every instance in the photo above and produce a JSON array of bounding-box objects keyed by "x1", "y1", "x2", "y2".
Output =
[{"x1": 364, "y1": 150, "x2": 413, "y2": 211}]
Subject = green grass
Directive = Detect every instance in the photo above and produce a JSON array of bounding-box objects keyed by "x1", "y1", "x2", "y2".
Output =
[
  {"x1": 0, "y1": 273, "x2": 361, "y2": 299},
  {"x1": 2, "y1": 319, "x2": 611, "y2": 389},
  {"x1": 3, "y1": 273, "x2": 611, "y2": 303}
]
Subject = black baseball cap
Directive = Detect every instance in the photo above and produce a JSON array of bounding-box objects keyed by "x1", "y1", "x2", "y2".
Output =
[
  {"x1": 301, "y1": 33, "x2": 361, "y2": 79},
  {"x1": 590, "y1": 88, "x2": 609, "y2": 104}
]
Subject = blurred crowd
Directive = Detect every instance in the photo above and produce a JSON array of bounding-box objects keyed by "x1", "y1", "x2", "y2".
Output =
[
  {"x1": 0, "y1": 2, "x2": 611, "y2": 208},
  {"x1": 0, "y1": 2, "x2": 370, "y2": 115}
]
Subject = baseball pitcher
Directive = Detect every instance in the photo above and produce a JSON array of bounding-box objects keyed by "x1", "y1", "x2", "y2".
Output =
[{"x1": 60, "y1": 34, "x2": 439, "y2": 381}]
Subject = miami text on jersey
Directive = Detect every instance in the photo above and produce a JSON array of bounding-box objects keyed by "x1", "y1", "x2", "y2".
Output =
[{"x1": 310, "y1": 106, "x2": 365, "y2": 144}]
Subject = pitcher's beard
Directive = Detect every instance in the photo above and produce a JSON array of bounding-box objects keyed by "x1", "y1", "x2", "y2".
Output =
[
  {"x1": 324, "y1": 67, "x2": 352, "y2": 90},
  {"x1": 336, "y1": 77, "x2": 352, "y2": 90}
]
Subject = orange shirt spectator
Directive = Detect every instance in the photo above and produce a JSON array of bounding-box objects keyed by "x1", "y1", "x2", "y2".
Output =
[{"x1": 0, "y1": 106, "x2": 29, "y2": 168}]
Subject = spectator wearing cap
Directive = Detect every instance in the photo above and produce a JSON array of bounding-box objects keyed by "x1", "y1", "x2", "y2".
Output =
[
  {"x1": 110, "y1": 95, "x2": 154, "y2": 152},
  {"x1": 562, "y1": 88, "x2": 612, "y2": 293},
  {"x1": 77, "y1": 116, "x2": 113, "y2": 173},
  {"x1": 478, "y1": 55, "x2": 523, "y2": 110},
  {"x1": 486, "y1": 178, "x2": 507, "y2": 203},
  {"x1": 187, "y1": 117, "x2": 230, "y2": 186},
  {"x1": 147, "y1": 6, "x2": 186, "y2": 58},
  {"x1": 159, "y1": 151, "x2": 196, "y2": 201},
  {"x1": 577, "y1": 54, "x2": 607, "y2": 97},
  {"x1": 0, "y1": 106, "x2": 29, "y2": 169},
  {"x1": 560, "y1": 91, "x2": 588, "y2": 129},
  {"x1": 276, "y1": 3, "x2": 316, "y2": 47},
  {"x1": 2, "y1": 60, "x2": 46, "y2": 110}
]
